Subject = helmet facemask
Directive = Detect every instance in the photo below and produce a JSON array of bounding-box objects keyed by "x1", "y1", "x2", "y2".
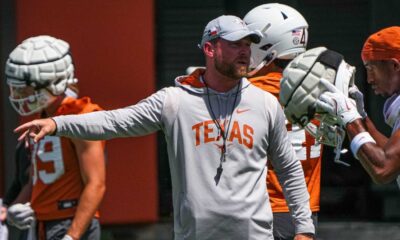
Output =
[{"x1": 7, "y1": 78, "x2": 58, "y2": 116}]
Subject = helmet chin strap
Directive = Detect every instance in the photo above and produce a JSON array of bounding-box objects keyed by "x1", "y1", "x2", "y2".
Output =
[
  {"x1": 248, "y1": 51, "x2": 277, "y2": 77},
  {"x1": 247, "y1": 60, "x2": 267, "y2": 77}
]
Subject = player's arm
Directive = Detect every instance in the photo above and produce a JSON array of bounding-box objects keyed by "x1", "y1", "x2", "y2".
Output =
[
  {"x1": 66, "y1": 139, "x2": 106, "y2": 240},
  {"x1": 4, "y1": 174, "x2": 26, "y2": 207},
  {"x1": 317, "y1": 79, "x2": 400, "y2": 184},
  {"x1": 346, "y1": 119, "x2": 400, "y2": 184},
  {"x1": 2, "y1": 175, "x2": 32, "y2": 224},
  {"x1": 12, "y1": 182, "x2": 32, "y2": 205},
  {"x1": 362, "y1": 117, "x2": 389, "y2": 147},
  {"x1": 12, "y1": 165, "x2": 33, "y2": 204},
  {"x1": 348, "y1": 86, "x2": 389, "y2": 147},
  {"x1": 267, "y1": 97, "x2": 315, "y2": 236}
]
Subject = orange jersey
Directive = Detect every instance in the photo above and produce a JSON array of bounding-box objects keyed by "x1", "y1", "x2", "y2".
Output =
[
  {"x1": 250, "y1": 73, "x2": 322, "y2": 212},
  {"x1": 30, "y1": 97, "x2": 104, "y2": 220}
]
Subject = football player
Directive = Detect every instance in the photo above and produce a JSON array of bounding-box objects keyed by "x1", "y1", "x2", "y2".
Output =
[
  {"x1": 244, "y1": 4, "x2": 320, "y2": 239},
  {"x1": 5, "y1": 36, "x2": 106, "y2": 240},
  {"x1": 317, "y1": 26, "x2": 400, "y2": 188}
]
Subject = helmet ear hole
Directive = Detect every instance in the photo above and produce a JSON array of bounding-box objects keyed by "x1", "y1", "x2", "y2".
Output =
[
  {"x1": 260, "y1": 44, "x2": 272, "y2": 51},
  {"x1": 264, "y1": 50, "x2": 277, "y2": 65}
]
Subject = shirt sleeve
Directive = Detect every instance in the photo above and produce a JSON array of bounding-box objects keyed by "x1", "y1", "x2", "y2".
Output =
[
  {"x1": 53, "y1": 88, "x2": 171, "y2": 140},
  {"x1": 266, "y1": 96, "x2": 315, "y2": 235}
]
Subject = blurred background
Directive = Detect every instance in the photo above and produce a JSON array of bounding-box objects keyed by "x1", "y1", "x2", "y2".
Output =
[{"x1": 1, "y1": 0, "x2": 400, "y2": 239}]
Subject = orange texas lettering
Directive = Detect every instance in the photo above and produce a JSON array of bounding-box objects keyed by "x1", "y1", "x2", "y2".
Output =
[{"x1": 192, "y1": 120, "x2": 254, "y2": 149}]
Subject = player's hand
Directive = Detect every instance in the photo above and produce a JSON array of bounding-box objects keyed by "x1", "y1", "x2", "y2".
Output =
[
  {"x1": 294, "y1": 233, "x2": 315, "y2": 240},
  {"x1": 317, "y1": 78, "x2": 361, "y2": 126},
  {"x1": 349, "y1": 85, "x2": 367, "y2": 118},
  {"x1": 14, "y1": 118, "x2": 57, "y2": 143},
  {"x1": 7, "y1": 203, "x2": 35, "y2": 230}
]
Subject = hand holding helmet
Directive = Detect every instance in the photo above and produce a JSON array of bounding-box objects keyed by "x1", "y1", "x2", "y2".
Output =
[
  {"x1": 317, "y1": 78, "x2": 362, "y2": 126},
  {"x1": 280, "y1": 46, "x2": 356, "y2": 128},
  {"x1": 280, "y1": 47, "x2": 357, "y2": 164}
]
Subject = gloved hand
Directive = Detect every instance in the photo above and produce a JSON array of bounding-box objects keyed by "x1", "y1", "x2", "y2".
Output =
[
  {"x1": 349, "y1": 85, "x2": 367, "y2": 118},
  {"x1": 317, "y1": 78, "x2": 362, "y2": 126},
  {"x1": 7, "y1": 203, "x2": 35, "y2": 230}
]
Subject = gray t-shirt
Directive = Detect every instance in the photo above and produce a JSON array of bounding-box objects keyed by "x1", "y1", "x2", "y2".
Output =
[
  {"x1": 53, "y1": 74, "x2": 314, "y2": 239},
  {"x1": 383, "y1": 94, "x2": 400, "y2": 189}
]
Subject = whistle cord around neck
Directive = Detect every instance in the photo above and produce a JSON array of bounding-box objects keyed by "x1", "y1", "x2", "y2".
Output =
[{"x1": 204, "y1": 80, "x2": 240, "y2": 185}]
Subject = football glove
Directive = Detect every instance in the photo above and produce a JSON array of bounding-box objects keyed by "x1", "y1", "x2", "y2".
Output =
[
  {"x1": 317, "y1": 78, "x2": 362, "y2": 126},
  {"x1": 349, "y1": 85, "x2": 367, "y2": 119},
  {"x1": 7, "y1": 203, "x2": 35, "y2": 230}
]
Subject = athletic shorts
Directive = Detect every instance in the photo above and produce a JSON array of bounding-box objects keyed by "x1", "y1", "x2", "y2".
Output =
[
  {"x1": 40, "y1": 218, "x2": 100, "y2": 240},
  {"x1": 273, "y1": 212, "x2": 318, "y2": 240}
]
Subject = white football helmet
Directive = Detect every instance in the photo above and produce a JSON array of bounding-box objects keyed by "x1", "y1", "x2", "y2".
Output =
[
  {"x1": 280, "y1": 46, "x2": 355, "y2": 165},
  {"x1": 5, "y1": 35, "x2": 77, "y2": 116},
  {"x1": 280, "y1": 46, "x2": 355, "y2": 128},
  {"x1": 244, "y1": 3, "x2": 308, "y2": 75}
]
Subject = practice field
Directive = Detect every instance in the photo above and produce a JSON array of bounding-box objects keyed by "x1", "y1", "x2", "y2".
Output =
[{"x1": 101, "y1": 219, "x2": 400, "y2": 240}]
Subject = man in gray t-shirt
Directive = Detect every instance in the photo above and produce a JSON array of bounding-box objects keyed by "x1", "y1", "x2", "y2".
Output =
[{"x1": 14, "y1": 15, "x2": 315, "y2": 240}]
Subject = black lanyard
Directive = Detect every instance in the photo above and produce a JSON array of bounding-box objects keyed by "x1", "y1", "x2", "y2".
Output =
[{"x1": 204, "y1": 80, "x2": 240, "y2": 185}]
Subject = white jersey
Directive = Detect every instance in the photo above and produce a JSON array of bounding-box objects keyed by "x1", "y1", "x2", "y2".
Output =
[
  {"x1": 383, "y1": 94, "x2": 400, "y2": 189},
  {"x1": 53, "y1": 70, "x2": 314, "y2": 239}
]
